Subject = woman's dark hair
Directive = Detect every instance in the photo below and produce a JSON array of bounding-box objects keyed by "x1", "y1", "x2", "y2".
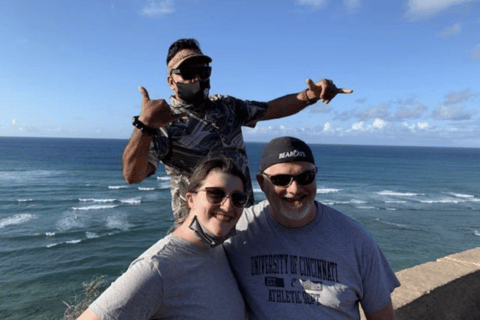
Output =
[
  {"x1": 186, "y1": 157, "x2": 247, "y2": 195},
  {"x1": 166, "y1": 38, "x2": 202, "y2": 66}
]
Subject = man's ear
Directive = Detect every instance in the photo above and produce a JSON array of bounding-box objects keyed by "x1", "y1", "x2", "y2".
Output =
[
  {"x1": 185, "y1": 192, "x2": 194, "y2": 209},
  {"x1": 167, "y1": 75, "x2": 175, "y2": 91},
  {"x1": 256, "y1": 174, "x2": 266, "y2": 191}
]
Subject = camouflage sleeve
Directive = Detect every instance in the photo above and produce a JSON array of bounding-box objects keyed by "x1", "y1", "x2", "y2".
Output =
[{"x1": 148, "y1": 131, "x2": 171, "y2": 170}]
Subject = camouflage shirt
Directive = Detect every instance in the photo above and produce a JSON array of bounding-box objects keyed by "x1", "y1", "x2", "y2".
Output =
[{"x1": 148, "y1": 94, "x2": 268, "y2": 226}]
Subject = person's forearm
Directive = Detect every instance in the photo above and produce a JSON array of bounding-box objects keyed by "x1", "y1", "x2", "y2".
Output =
[
  {"x1": 262, "y1": 89, "x2": 317, "y2": 121},
  {"x1": 122, "y1": 129, "x2": 155, "y2": 184}
]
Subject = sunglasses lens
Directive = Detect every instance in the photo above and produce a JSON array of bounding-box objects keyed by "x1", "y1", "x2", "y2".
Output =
[
  {"x1": 179, "y1": 66, "x2": 211, "y2": 80},
  {"x1": 205, "y1": 188, "x2": 226, "y2": 204},
  {"x1": 270, "y1": 175, "x2": 293, "y2": 186},
  {"x1": 204, "y1": 188, "x2": 246, "y2": 208},
  {"x1": 231, "y1": 191, "x2": 248, "y2": 208},
  {"x1": 297, "y1": 170, "x2": 316, "y2": 185},
  {"x1": 268, "y1": 168, "x2": 317, "y2": 186}
]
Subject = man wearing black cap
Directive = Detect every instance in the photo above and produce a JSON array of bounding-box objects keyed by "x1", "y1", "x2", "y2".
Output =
[
  {"x1": 122, "y1": 38, "x2": 352, "y2": 227},
  {"x1": 224, "y1": 136, "x2": 400, "y2": 320}
]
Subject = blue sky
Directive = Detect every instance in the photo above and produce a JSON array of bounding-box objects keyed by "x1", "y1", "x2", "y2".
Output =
[{"x1": 1, "y1": 0, "x2": 479, "y2": 147}]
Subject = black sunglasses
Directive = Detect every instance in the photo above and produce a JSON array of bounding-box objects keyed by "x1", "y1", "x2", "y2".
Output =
[
  {"x1": 197, "y1": 187, "x2": 248, "y2": 209},
  {"x1": 262, "y1": 168, "x2": 318, "y2": 187},
  {"x1": 171, "y1": 66, "x2": 212, "y2": 80}
]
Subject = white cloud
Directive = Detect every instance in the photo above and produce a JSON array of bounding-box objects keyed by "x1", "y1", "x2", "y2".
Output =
[
  {"x1": 12, "y1": 119, "x2": 16, "y2": 125},
  {"x1": 436, "y1": 22, "x2": 462, "y2": 38},
  {"x1": 444, "y1": 89, "x2": 478, "y2": 105},
  {"x1": 403, "y1": 121, "x2": 430, "y2": 130},
  {"x1": 373, "y1": 118, "x2": 388, "y2": 129},
  {"x1": 295, "y1": 0, "x2": 328, "y2": 10},
  {"x1": 355, "y1": 102, "x2": 390, "y2": 120},
  {"x1": 469, "y1": 43, "x2": 480, "y2": 61},
  {"x1": 323, "y1": 122, "x2": 335, "y2": 132},
  {"x1": 417, "y1": 122, "x2": 429, "y2": 130},
  {"x1": 351, "y1": 121, "x2": 365, "y2": 131},
  {"x1": 406, "y1": 0, "x2": 476, "y2": 20},
  {"x1": 431, "y1": 105, "x2": 477, "y2": 120},
  {"x1": 140, "y1": 0, "x2": 174, "y2": 16},
  {"x1": 395, "y1": 103, "x2": 427, "y2": 119}
]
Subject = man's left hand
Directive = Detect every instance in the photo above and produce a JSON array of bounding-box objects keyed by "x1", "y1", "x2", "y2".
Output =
[{"x1": 306, "y1": 78, "x2": 353, "y2": 104}]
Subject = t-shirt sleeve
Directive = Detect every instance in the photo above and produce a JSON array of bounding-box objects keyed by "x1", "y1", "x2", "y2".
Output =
[
  {"x1": 90, "y1": 259, "x2": 164, "y2": 320},
  {"x1": 359, "y1": 241, "x2": 400, "y2": 315}
]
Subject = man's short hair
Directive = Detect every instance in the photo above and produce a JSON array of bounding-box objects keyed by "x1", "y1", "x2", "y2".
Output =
[
  {"x1": 260, "y1": 136, "x2": 315, "y2": 172},
  {"x1": 166, "y1": 38, "x2": 212, "y2": 73}
]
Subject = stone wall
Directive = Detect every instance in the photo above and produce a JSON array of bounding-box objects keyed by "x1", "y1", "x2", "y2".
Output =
[{"x1": 361, "y1": 247, "x2": 480, "y2": 320}]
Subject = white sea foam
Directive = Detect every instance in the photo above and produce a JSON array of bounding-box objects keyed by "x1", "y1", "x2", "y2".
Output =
[
  {"x1": 66, "y1": 239, "x2": 81, "y2": 244},
  {"x1": 357, "y1": 206, "x2": 377, "y2": 210},
  {"x1": 46, "y1": 243, "x2": 60, "y2": 248},
  {"x1": 108, "y1": 186, "x2": 127, "y2": 189},
  {"x1": 86, "y1": 232, "x2": 99, "y2": 239},
  {"x1": 419, "y1": 198, "x2": 465, "y2": 204},
  {"x1": 106, "y1": 215, "x2": 132, "y2": 231},
  {"x1": 376, "y1": 219, "x2": 408, "y2": 228},
  {"x1": 72, "y1": 205, "x2": 118, "y2": 211},
  {"x1": 157, "y1": 176, "x2": 171, "y2": 181},
  {"x1": 317, "y1": 188, "x2": 341, "y2": 194},
  {"x1": 120, "y1": 198, "x2": 141, "y2": 204},
  {"x1": 45, "y1": 232, "x2": 56, "y2": 237},
  {"x1": 0, "y1": 214, "x2": 37, "y2": 229},
  {"x1": 474, "y1": 230, "x2": 480, "y2": 237},
  {"x1": 157, "y1": 183, "x2": 171, "y2": 190},
  {"x1": 1, "y1": 170, "x2": 64, "y2": 183},
  {"x1": 18, "y1": 199, "x2": 34, "y2": 202},
  {"x1": 377, "y1": 190, "x2": 420, "y2": 197},
  {"x1": 321, "y1": 201, "x2": 335, "y2": 206},
  {"x1": 80, "y1": 198, "x2": 116, "y2": 203},
  {"x1": 56, "y1": 213, "x2": 84, "y2": 231},
  {"x1": 385, "y1": 200, "x2": 407, "y2": 204},
  {"x1": 138, "y1": 187, "x2": 155, "y2": 191},
  {"x1": 333, "y1": 199, "x2": 367, "y2": 205},
  {"x1": 450, "y1": 193, "x2": 474, "y2": 198}
]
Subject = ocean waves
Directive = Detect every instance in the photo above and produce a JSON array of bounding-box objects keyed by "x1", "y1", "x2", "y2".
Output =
[
  {"x1": 253, "y1": 183, "x2": 480, "y2": 212},
  {"x1": 0, "y1": 213, "x2": 38, "y2": 229}
]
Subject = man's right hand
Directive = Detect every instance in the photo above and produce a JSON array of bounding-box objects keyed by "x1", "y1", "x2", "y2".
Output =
[{"x1": 137, "y1": 87, "x2": 187, "y2": 128}]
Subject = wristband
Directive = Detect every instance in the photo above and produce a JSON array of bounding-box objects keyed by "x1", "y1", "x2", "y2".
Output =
[
  {"x1": 132, "y1": 116, "x2": 158, "y2": 136},
  {"x1": 300, "y1": 89, "x2": 319, "y2": 106}
]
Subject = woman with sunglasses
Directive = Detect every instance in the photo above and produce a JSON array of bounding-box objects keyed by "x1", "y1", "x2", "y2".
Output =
[{"x1": 77, "y1": 157, "x2": 248, "y2": 320}]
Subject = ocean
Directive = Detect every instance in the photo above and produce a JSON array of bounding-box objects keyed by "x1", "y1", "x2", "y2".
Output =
[{"x1": 1, "y1": 137, "x2": 479, "y2": 320}]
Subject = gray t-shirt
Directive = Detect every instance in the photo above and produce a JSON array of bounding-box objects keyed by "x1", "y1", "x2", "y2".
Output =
[
  {"x1": 224, "y1": 200, "x2": 400, "y2": 319},
  {"x1": 91, "y1": 234, "x2": 245, "y2": 320}
]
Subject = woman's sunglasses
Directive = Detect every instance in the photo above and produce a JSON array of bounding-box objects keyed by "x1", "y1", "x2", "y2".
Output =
[
  {"x1": 262, "y1": 167, "x2": 318, "y2": 187},
  {"x1": 197, "y1": 187, "x2": 248, "y2": 209},
  {"x1": 171, "y1": 66, "x2": 212, "y2": 80}
]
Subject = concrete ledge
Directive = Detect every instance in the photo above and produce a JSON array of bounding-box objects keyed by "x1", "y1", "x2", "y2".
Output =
[{"x1": 361, "y1": 247, "x2": 480, "y2": 319}]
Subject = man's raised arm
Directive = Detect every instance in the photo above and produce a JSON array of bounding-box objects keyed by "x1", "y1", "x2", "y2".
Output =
[
  {"x1": 122, "y1": 87, "x2": 185, "y2": 184},
  {"x1": 260, "y1": 78, "x2": 353, "y2": 121}
]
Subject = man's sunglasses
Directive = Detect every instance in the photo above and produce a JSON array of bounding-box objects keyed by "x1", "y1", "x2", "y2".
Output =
[
  {"x1": 262, "y1": 168, "x2": 318, "y2": 187},
  {"x1": 171, "y1": 66, "x2": 212, "y2": 80},
  {"x1": 197, "y1": 187, "x2": 248, "y2": 209}
]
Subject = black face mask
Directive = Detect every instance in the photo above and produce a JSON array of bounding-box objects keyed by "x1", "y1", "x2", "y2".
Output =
[
  {"x1": 176, "y1": 79, "x2": 210, "y2": 105},
  {"x1": 188, "y1": 216, "x2": 236, "y2": 248}
]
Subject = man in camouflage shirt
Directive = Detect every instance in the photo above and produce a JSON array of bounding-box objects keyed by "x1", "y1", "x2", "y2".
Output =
[{"x1": 122, "y1": 38, "x2": 352, "y2": 227}]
